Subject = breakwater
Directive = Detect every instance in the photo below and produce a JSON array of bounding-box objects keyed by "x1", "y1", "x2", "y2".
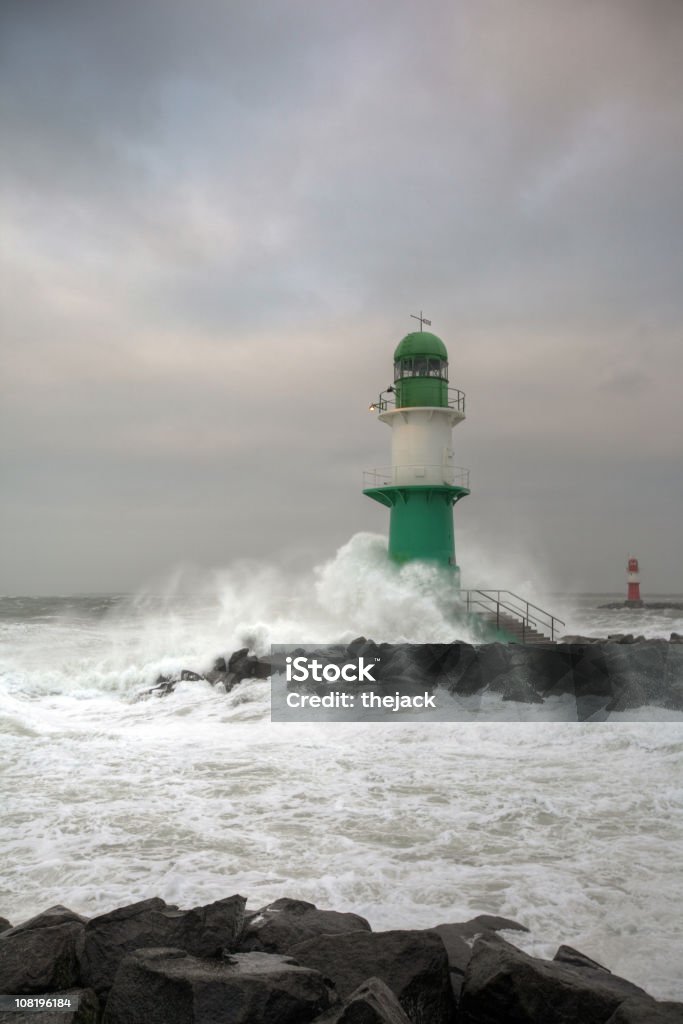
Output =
[
  {"x1": 1, "y1": 895, "x2": 682, "y2": 1023},
  {"x1": 144, "y1": 635, "x2": 683, "y2": 720}
]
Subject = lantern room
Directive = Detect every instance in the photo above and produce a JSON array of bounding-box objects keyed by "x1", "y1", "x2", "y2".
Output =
[{"x1": 392, "y1": 331, "x2": 449, "y2": 408}]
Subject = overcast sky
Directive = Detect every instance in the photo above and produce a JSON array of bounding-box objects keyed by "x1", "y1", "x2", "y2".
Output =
[{"x1": 1, "y1": 0, "x2": 682, "y2": 595}]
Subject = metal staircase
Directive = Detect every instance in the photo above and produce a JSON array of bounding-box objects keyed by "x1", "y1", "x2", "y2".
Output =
[{"x1": 461, "y1": 590, "x2": 564, "y2": 644}]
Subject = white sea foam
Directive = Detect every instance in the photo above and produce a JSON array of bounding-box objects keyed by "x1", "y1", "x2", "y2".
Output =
[{"x1": 1, "y1": 533, "x2": 683, "y2": 999}]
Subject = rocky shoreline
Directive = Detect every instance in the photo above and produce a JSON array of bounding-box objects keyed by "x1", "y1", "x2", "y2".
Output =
[
  {"x1": 1, "y1": 894, "x2": 682, "y2": 1023},
  {"x1": 142, "y1": 635, "x2": 683, "y2": 718}
]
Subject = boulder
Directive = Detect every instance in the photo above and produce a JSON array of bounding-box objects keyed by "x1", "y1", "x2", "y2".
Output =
[
  {"x1": 346, "y1": 637, "x2": 384, "y2": 662},
  {"x1": 553, "y1": 944, "x2": 610, "y2": 972},
  {"x1": 501, "y1": 676, "x2": 544, "y2": 703},
  {"x1": 602, "y1": 642, "x2": 670, "y2": 703},
  {"x1": 0, "y1": 988, "x2": 100, "y2": 1024},
  {"x1": 289, "y1": 929, "x2": 454, "y2": 1024},
  {"x1": 472, "y1": 644, "x2": 513, "y2": 693},
  {"x1": 144, "y1": 675, "x2": 179, "y2": 698},
  {"x1": 570, "y1": 644, "x2": 613, "y2": 699},
  {"x1": 0, "y1": 918, "x2": 11, "y2": 933},
  {"x1": 102, "y1": 947, "x2": 335, "y2": 1024},
  {"x1": 664, "y1": 680, "x2": 683, "y2": 712},
  {"x1": 433, "y1": 915, "x2": 529, "y2": 1002},
  {"x1": 442, "y1": 644, "x2": 484, "y2": 695},
  {"x1": 80, "y1": 895, "x2": 245, "y2": 999},
  {"x1": 458, "y1": 934, "x2": 648, "y2": 1024},
  {"x1": 238, "y1": 898, "x2": 371, "y2": 954},
  {"x1": 7, "y1": 905, "x2": 87, "y2": 933},
  {"x1": 606, "y1": 680, "x2": 650, "y2": 713},
  {"x1": 431, "y1": 926, "x2": 471, "y2": 1001},
  {"x1": 666, "y1": 646, "x2": 683, "y2": 691},
  {"x1": 508, "y1": 647, "x2": 574, "y2": 697},
  {"x1": 432, "y1": 924, "x2": 472, "y2": 970},
  {"x1": 444, "y1": 915, "x2": 529, "y2": 939},
  {"x1": 314, "y1": 977, "x2": 412, "y2": 1023},
  {"x1": 605, "y1": 997, "x2": 683, "y2": 1022},
  {"x1": 0, "y1": 906, "x2": 85, "y2": 994},
  {"x1": 228, "y1": 649, "x2": 271, "y2": 682},
  {"x1": 205, "y1": 656, "x2": 234, "y2": 687}
]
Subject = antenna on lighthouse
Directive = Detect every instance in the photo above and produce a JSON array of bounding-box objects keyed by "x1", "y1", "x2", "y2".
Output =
[{"x1": 410, "y1": 311, "x2": 431, "y2": 331}]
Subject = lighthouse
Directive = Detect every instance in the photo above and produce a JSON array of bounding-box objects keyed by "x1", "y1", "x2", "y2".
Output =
[
  {"x1": 363, "y1": 320, "x2": 470, "y2": 582},
  {"x1": 627, "y1": 557, "x2": 643, "y2": 607}
]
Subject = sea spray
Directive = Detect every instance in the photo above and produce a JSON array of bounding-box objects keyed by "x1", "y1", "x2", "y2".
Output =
[{"x1": 2, "y1": 537, "x2": 683, "y2": 999}]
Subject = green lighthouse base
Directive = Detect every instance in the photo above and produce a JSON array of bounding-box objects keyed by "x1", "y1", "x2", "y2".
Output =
[{"x1": 363, "y1": 483, "x2": 470, "y2": 575}]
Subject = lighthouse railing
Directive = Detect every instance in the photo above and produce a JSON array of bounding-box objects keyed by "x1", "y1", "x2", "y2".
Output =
[
  {"x1": 462, "y1": 589, "x2": 565, "y2": 642},
  {"x1": 363, "y1": 465, "x2": 470, "y2": 488},
  {"x1": 370, "y1": 387, "x2": 466, "y2": 413}
]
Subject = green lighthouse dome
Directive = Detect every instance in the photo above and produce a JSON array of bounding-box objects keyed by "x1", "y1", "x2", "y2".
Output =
[
  {"x1": 393, "y1": 331, "x2": 448, "y2": 362},
  {"x1": 393, "y1": 330, "x2": 449, "y2": 407}
]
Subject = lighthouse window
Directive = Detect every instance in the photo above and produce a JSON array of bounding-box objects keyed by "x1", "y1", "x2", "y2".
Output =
[
  {"x1": 394, "y1": 358, "x2": 448, "y2": 379},
  {"x1": 394, "y1": 359, "x2": 412, "y2": 378}
]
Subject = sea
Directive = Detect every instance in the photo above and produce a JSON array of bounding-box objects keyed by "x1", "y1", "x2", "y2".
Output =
[{"x1": 2, "y1": 534, "x2": 683, "y2": 998}]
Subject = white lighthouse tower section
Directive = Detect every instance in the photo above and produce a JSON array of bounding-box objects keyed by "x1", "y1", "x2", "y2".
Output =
[{"x1": 378, "y1": 406, "x2": 465, "y2": 486}]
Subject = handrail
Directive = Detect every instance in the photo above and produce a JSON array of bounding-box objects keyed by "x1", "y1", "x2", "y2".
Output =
[
  {"x1": 461, "y1": 589, "x2": 565, "y2": 642},
  {"x1": 363, "y1": 465, "x2": 470, "y2": 488},
  {"x1": 369, "y1": 387, "x2": 465, "y2": 414}
]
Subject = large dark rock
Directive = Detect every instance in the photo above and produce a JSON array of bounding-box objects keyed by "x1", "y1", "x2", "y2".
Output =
[
  {"x1": 606, "y1": 680, "x2": 650, "y2": 713},
  {"x1": 467, "y1": 644, "x2": 512, "y2": 694},
  {"x1": 431, "y1": 926, "x2": 471, "y2": 1002},
  {"x1": 80, "y1": 895, "x2": 245, "y2": 999},
  {"x1": 0, "y1": 906, "x2": 85, "y2": 994},
  {"x1": 102, "y1": 947, "x2": 335, "y2": 1024},
  {"x1": 238, "y1": 898, "x2": 371, "y2": 954},
  {"x1": 290, "y1": 929, "x2": 454, "y2": 1024},
  {"x1": 0, "y1": 918, "x2": 11, "y2": 933},
  {"x1": 227, "y1": 648, "x2": 271, "y2": 683},
  {"x1": 434, "y1": 915, "x2": 530, "y2": 1002},
  {"x1": 605, "y1": 997, "x2": 683, "y2": 1022},
  {"x1": 442, "y1": 644, "x2": 485, "y2": 695},
  {"x1": 432, "y1": 925, "x2": 472, "y2": 969},
  {"x1": 458, "y1": 934, "x2": 648, "y2": 1024},
  {"x1": 665, "y1": 646, "x2": 683, "y2": 699},
  {"x1": 6, "y1": 905, "x2": 87, "y2": 933},
  {"x1": 553, "y1": 944, "x2": 610, "y2": 972},
  {"x1": 604, "y1": 642, "x2": 671, "y2": 705},
  {"x1": 501, "y1": 675, "x2": 544, "y2": 703},
  {"x1": 0, "y1": 988, "x2": 100, "y2": 1024},
  {"x1": 506, "y1": 647, "x2": 574, "y2": 698},
  {"x1": 445, "y1": 914, "x2": 529, "y2": 938},
  {"x1": 436, "y1": 644, "x2": 481, "y2": 694},
  {"x1": 314, "y1": 977, "x2": 412, "y2": 1023}
]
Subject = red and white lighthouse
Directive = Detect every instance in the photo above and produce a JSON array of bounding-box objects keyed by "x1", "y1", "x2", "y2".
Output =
[{"x1": 627, "y1": 557, "x2": 643, "y2": 606}]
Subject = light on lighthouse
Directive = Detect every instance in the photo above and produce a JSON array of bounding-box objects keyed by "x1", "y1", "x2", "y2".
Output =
[{"x1": 363, "y1": 323, "x2": 470, "y2": 582}]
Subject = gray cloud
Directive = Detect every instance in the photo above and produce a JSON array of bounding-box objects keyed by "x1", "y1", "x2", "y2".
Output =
[{"x1": 2, "y1": 0, "x2": 683, "y2": 593}]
